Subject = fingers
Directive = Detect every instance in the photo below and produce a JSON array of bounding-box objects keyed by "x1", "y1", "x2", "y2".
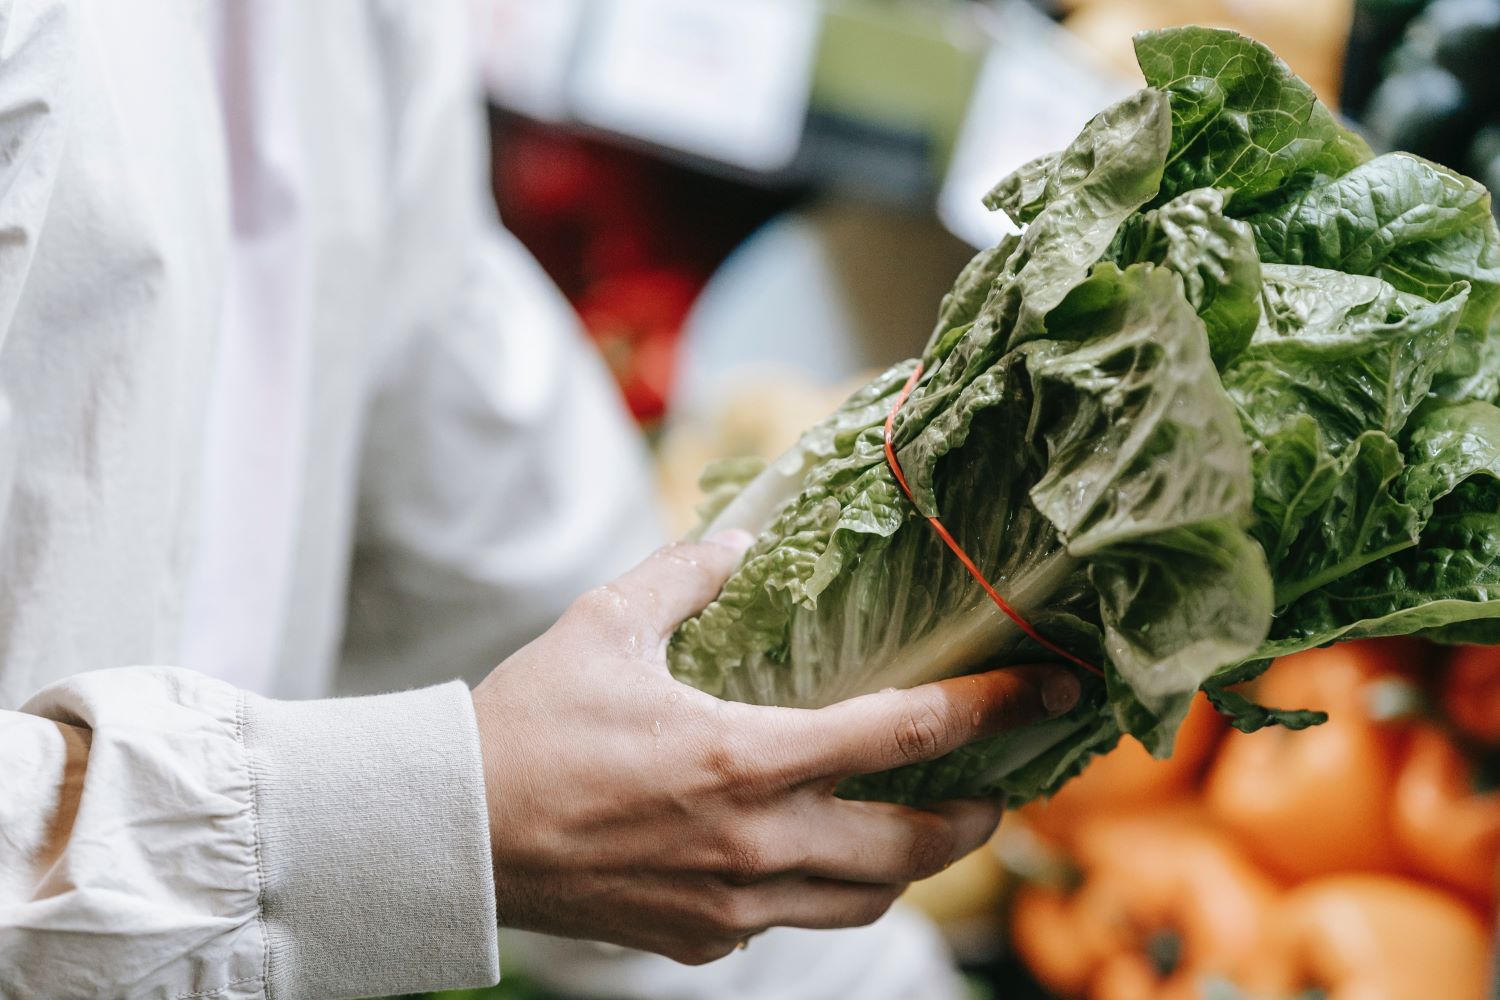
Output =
[
  {"x1": 732, "y1": 876, "x2": 906, "y2": 932},
  {"x1": 661, "y1": 800, "x2": 1002, "y2": 962},
  {"x1": 785, "y1": 665, "x2": 1082, "y2": 781},
  {"x1": 642, "y1": 877, "x2": 908, "y2": 966},
  {"x1": 793, "y1": 797, "x2": 1004, "y2": 883},
  {"x1": 570, "y1": 531, "x2": 753, "y2": 639},
  {"x1": 693, "y1": 795, "x2": 1001, "y2": 887},
  {"x1": 650, "y1": 799, "x2": 1001, "y2": 964}
]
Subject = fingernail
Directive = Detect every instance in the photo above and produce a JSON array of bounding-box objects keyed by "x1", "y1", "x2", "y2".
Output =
[
  {"x1": 1042, "y1": 671, "x2": 1081, "y2": 716},
  {"x1": 707, "y1": 529, "x2": 755, "y2": 553}
]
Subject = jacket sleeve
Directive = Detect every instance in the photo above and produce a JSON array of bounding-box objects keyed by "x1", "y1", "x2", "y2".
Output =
[
  {"x1": 0, "y1": 670, "x2": 499, "y2": 1000},
  {"x1": 334, "y1": 3, "x2": 665, "y2": 696},
  {"x1": 0, "y1": 4, "x2": 499, "y2": 997},
  {"x1": 337, "y1": 225, "x2": 667, "y2": 694},
  {"x1": 0, "y1": 0, "x2": 66, "y2": 537}
]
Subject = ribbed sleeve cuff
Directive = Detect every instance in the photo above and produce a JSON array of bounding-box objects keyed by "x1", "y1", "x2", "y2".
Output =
[{"x1": 240, "y1": 681, "x2": 499, "y2": 1000}]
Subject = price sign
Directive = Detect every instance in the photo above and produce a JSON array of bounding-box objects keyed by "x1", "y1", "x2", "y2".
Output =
[
  {"x1": 472, "y1": 0, "x2": 588, "y2": 121},
  {"x1": 938, "y1": 4, "x2": 1136, "y2": 249},
  {"x1": 570, "y1": 0, "x2": 821, "y2": 172}
]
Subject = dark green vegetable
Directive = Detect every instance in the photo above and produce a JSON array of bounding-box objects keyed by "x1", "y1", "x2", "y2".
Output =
[
  {"x1": 1471, "y1": 125, "x2": 1500, "y2": 204},
  {"x1": 1404, "y1": 0, "x2": 1500, "y2": 100},
  {"x1": 1343, "y1": 0, "x2": 1433, "y2": 116},
  {"x1": 1245, "y1": 152, "x2": 1500, "y2": 394},
  {"x1": 1131, "y1": 28, "x2": 1370, "y2": 211},
  {"x1": 671, "y1": 28, "x2": 1500, "y2": 806},
  {"x1": 1110, "y1": 188, "x2": 1262, "y2": 368},
  {"x1": 1353, "y1": 0, "x2": 1499, "y2": 213},
  {"x1": 1364, "y1": 66, "x2": 1480, "y2": 168}
]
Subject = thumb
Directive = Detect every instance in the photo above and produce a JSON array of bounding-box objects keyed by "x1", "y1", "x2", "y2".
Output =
[
  {"x1": 594, "y1": 530, "x2": 754, "y2": 639},
  {"x1": 785, "y1": 665, "x2": 1084, "y2": 781}
]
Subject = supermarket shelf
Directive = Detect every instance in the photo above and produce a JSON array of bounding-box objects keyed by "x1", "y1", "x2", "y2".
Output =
[{"x1": 475, "y1": 0, "x2": 1037, "y2": 203}]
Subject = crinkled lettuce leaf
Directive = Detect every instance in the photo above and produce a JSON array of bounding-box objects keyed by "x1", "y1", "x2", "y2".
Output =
[
  {"x1": 1247, "y1": 153, "x2": 1500, "y2": 396},
  {"x1": 1266, "y1": 399, "x2": 1500, "y2": 653},
  {"x1": 1132, "y1": 26, "x2": 1370, "y2": 210},
  {"x1": 669, "y1": 26, "x2": 1500, "y2": 805},
  {"x1": 1221, "y1": 266, "x2": 1466, "y2": 606},
  {"x1": 673, "y1": 258, "x2": 1271, "y2": 803},
  {"x1": 1228, "y1": 267, "x2": 1464, "y2": 446},
  {"x1": 1108, "y1": 187, "x2": 1263, "y2": 368}
]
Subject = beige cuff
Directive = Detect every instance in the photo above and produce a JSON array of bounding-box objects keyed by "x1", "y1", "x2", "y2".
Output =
[{"x1": 242, "y1": 681, "x2": 499, "y2": 1000}]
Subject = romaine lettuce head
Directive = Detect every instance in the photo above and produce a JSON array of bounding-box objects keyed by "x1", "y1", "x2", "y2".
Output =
[{"x1": 667, "y1": 27, "x2": 1500, "y2": 806}]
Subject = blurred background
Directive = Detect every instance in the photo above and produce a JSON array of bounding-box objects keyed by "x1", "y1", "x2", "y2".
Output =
[{"x1": 427, "y1": 0, "x2": 1498, "y2": 997}]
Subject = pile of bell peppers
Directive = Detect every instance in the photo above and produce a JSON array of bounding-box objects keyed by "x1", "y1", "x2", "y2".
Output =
[{"x1": 1009, "y1": 639, "x2": 1500, "y2": 1000}]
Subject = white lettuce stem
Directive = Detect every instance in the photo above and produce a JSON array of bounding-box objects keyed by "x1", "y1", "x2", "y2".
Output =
[
  {"x1": 973, "y1": 715, "x2": 1094, "y2": 787},
  {"x1": 822, "y1": 545, "x2": 1082, "y2": 705},
  {"x1": 693, "y1": 442, "x2": 813, "y2": 542},
  {"x1": 695, "y1": 437, "x2": 1086, "y2": 714}
]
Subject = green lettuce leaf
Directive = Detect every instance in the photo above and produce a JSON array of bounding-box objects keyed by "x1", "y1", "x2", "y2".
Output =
[
  {"x1": 1218, "y1": 265, "x2": 1467, "y2": 607},
  {"x1": 1228, "y1": 266, "x2": 1464, "y2": 447},
  {"x1": 674, "y1": 261, "x2": 1269, "y2": 804},
  {"x1": 694, "y1": 457, "x2": 767, "y2": 526},
  {"x1": 1132, "y1": 27, "x2": 1370, "y2": 210},
  {"x1": 1109, "y1": 187, "x2": 1263, "y2": 367},
  {"x1": 669, "y1": 26, "x2": 1500, "y2": 800},
  {"x1": 1268, "y1": 399, "x2": 1500, "y2": 652},
  {"x1": 1202, "y1": 685, "x2": 1328, "y2": 733},
  {"x1": 904, "y1": 88, "x2": 1173, "y2": 515},
  {"x1": 1247, "y1": 153, "x2": 1500, "y2": 395},
  {"x1": 1250, "y1": 422, "x2": 1419, "y2": 607},
  {"x1": 926, "y1": 237, "x2": 1017, "y2": 355}
]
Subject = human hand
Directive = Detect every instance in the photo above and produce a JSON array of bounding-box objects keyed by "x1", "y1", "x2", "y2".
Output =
[{"x1": 471, "y1": 533, "x2": 1081, "y2": 964}]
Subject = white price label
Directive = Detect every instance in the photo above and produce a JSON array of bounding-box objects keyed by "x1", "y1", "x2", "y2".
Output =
[
  {"x1": 471, "y1": 0, "x2": 587, "y2": 121},
  {"x1": 570, "y1": 0, "x2": 821, "y2": 172},
  {"x1": 938, "y1": 4, "x2": 1136, "y2": 249}
]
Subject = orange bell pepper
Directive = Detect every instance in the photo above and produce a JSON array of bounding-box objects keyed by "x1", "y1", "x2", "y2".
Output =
[
  {"x1": 1391, "y1": 724, "x2": 1500, "y2": 909},
  {"x1": 1443, "y1": 644, "x2": 1500, "y2": 747},
  {"x1": 1205, "y1": 642, "x2": 1408, "y2": 880},
  {"x1": 1021, "y1": 693, "x2": 1225, "y2": 847},
  {"x1": 1010, "y1": 815, "x2": 1281, "y2": 1000},
  {"x1": 1011, "y1": 886, "x2": 1097, "y2": 998},
  {"x1": 1262, "y1": 874, "x2": 1492, "y2": 1000}
]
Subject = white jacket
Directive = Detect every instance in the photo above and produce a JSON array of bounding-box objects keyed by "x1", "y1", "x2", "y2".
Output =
[
  {"x1": 0, "y1": 3, "x2": 964, "y2": 999},
  {"x1": 0, "y1": 2, "x2": 661, "y2": 997}
]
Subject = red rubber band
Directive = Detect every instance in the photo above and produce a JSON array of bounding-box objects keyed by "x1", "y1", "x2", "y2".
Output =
[{"x1": 883, "y1": 362, "x2": 1102, "y2": 677}]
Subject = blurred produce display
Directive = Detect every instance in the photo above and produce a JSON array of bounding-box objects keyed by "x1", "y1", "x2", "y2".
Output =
[
  {"x1": 476, "y1": 6, "x2": 1500, "y2": 997},
  {"x1": 388, "y1": 974, "x2": 568, "y2": 1000},
  {"x1": 654, "y1": 389, "x2": 1500, "y2": 999},
  {"x1": 999, "y1": 639, "x2": 1499, "y2": 999},
  {"x1": 1012, "y1": 814, "x2": 1284, "y2": 999},
  {"x1": 656, "y1": 372, "x2": 873, "y2": 535},
  {"x1": 490, "y1": 112, "x2": 799, "y2": 425},
  {"x1": 1342, "y1": 0, "x2": 1500, "y2": 212},
  {"x1": 1055, "y1": 0, "x2": 1354, "y2": 105}
]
